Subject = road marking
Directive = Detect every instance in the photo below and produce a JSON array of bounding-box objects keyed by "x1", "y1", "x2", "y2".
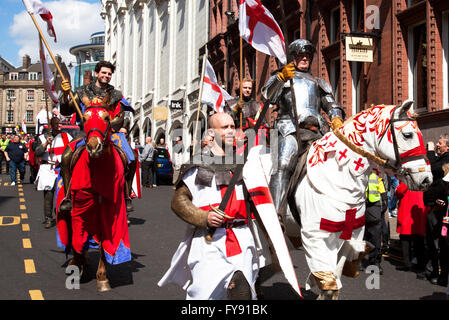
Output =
[
  {"x1": 3, "y1": 182, "x2": 8, "y2": 186},
  {"x1": 21, "y1": 213, "x2": 28, "y2": 219},
  {"x1": 18, "y1": 188, "x2": 23, "y2": 191},
  {"x1": 19, "y1": 198, "x2": 25, "y2": 203},
  {"x1": 23, "y1": 238, "x2": 32, "y2": 249},
  {"x1": 24, "y1": 259, "x2": 36, "y2": 273},
  {"x1": 18, "y1": 184, "x2": 22, "y2": 187},
  {"x1": 22, "y1": 224, "x2": 30, "y2": 231},
  {"x1": 19, "y1": 192, "x2": 24, "y2": 196},
  {"x1": 20, "y1": 205, "x2": 26, "y2": 210},
  {"x1": 0, "y1": 216, "x2": 21, "y2": 226},
  {"x1": 28, "y1": 290, "x2": 44, "y2": 300}
]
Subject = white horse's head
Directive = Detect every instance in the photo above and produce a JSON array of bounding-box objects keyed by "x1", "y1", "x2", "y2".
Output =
[{"x1": 375, "y1": 100, "x2": 432, "y2": 191}]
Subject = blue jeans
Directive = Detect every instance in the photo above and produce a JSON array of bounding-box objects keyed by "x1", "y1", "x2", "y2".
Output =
[{"x1": 9, "y1": 160, "x2": 25, "y2": 183}]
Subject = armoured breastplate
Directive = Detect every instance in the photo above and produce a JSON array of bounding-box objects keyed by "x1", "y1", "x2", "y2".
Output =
[
  {"x1": 278, "y1": 72, "x2": 321, "y2": 121},
  {"x1": 76, "y1": 82, "x2": 122, "y2": 108},
  {"x1": 276, "y1": 71, "x2": 326, "y2": 136}
]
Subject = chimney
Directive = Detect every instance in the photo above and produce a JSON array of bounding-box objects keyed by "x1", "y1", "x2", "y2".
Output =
[{"x1": 22, "y1": 54, "x2": 31, "y2": 69}]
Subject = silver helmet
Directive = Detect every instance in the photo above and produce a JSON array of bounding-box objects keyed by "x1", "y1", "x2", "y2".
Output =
[{"x1": 288, "y1": 39, "x2": 316, "y2": 64}]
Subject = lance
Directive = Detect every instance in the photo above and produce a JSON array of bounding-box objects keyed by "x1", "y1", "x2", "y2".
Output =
[
  {"x1": 192, "y1": 48, "x2": 208, "y2": 156},
  {"x1": 27, "y1": 12, "x2": 84, "y2": 124}
]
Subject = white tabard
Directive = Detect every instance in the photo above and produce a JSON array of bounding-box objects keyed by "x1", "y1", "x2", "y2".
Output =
[{"x1": 158, "y1": 166, "x2": 262, "y2": 300}]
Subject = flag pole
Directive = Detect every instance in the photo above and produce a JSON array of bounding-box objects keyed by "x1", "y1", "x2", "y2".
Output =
[
  {"x1": 39, "y1": 35, "x2": 52, "y2": 132},
  {"x1": 239, "y1": 37, "x2": 243, "y2": 129},
  {"x1": 192, "y1": 48, "x2": 208, "y2": 156},
  {"x1": 27, "y1": 12, "x2": 84, "y2": 123}
]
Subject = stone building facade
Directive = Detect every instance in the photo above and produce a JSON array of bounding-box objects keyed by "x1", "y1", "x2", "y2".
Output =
[
  {"x1": 101, "y1": 0, "x2": 209, "y2": 154},
  {"x1": 0, "y1": 55, "x2": 59, "y2": 135}
]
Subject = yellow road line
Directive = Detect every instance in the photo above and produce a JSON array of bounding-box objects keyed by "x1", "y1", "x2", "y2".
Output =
[
  {"x1": 19, "y1": 192, "x2": 24, "y2": 196},
  {"x1": 18, "y1": 188, "x2": 23, "y2": 191},
  {"x1": 28, "y1": 290, "x2": 44, "y2": 300},
  {"x1": 24, "y1": 259, "x2": 36, "y2": 273},
  {"x1": 19, "y1": 198, "x2": 25, "y2": 202},
  {"x1": 22, "y1": 224, "x2": 30, "y2": 231},
  {"x1": 18, "y1": 184, "x2": 22, "y2": 187},
  {"x1": 20, "y1": 205, "x2": 26, "y2": 210},
  {"x1": 3, "y1": 182, "x2": 8, "y2": 186},
  {"x1": 22, "y1": 238, "x2": 32, "y2": 249},
  {"x1": 21, "y1": 213, "x2": 28, "y2": 219}
]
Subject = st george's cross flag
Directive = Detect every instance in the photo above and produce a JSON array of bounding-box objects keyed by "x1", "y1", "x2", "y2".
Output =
[
  {"x1": 22, "y1": 0, "x2": 57, "y2": 42},
  {"x1": 201, "y1": 60, "x2": 233, "y2": 113},
  {"x1": 239, "y1": 0, "x2": 286, "y2": 64},
  {"x1": 39, "y1": 35, "x2": 59, "y2": 104}
]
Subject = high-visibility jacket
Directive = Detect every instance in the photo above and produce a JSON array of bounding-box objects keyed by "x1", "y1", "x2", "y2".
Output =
[
  {"x1": 0, "y1": 139, "x2": 9, "y2": 151},
  {"x1": 366, "y1": 172, "x2": 386, "y2": 203}
]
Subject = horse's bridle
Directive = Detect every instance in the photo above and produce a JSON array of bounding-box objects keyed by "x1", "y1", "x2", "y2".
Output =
[
  {"x1": 378, "y1": 105, "x2": 428, "y2": 175},
  {"x1": 333, "y1": 105, "x2": 429, "y2": 177},
  {"x1": 83, "y1": 105, "x2": 111, "y2": 144}
]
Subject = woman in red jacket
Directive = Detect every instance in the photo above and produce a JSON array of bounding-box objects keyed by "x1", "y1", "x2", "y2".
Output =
[{"x1": 396, "y1": 182, "x2": 430, "y2": 273}]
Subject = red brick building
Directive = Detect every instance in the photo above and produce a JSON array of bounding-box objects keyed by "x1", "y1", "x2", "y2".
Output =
[{"x1": 207, "y1": 0, "x2": 449, "y2": 143}]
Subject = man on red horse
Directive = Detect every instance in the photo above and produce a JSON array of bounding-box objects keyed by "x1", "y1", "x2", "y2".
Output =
[{"x1": 58, "y1": 61, "x2": 136, "y2": 214}]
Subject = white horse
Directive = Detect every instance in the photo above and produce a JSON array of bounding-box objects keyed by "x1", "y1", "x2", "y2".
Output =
[{"x1": 287, "y1": 100, "x2": 432, "y2": 299}]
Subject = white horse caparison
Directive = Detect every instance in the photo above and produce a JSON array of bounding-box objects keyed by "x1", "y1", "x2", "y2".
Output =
[{"x1": 294, "y1": 100, "x2": 432, "y2": 299}]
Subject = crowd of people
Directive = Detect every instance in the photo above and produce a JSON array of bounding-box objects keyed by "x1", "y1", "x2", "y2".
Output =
[{"x1": 360, "y1": 135, "x2": 449, "y2": 293}]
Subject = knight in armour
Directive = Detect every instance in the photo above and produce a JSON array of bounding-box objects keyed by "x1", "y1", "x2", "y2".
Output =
[{"x1": 261, "y1": 39, "x2": 345, "y2": 217}]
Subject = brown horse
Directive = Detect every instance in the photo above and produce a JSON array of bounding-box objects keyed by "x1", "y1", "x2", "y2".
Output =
[{"x1": 62, "y1": 94, "x2": 131, "y2": 292}]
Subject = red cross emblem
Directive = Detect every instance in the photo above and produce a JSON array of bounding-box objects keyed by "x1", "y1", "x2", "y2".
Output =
[
  {"x1": 244, "y1": 1, "x2": 285, "y2": 45},
  {"x1": 338, "y1": 149, "x2": 348, "y2": 161},
  {"x1": 319, "y1": 209, "x2": 365, "y2": 240},
  {"x1": 353, "y1": 158, "x2": 365, "y2": 171},
  {"x1": 328, "y1": 141, "x2": 337, "y2": 148}
]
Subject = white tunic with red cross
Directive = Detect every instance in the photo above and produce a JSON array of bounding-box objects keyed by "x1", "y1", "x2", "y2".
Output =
[
  {"x1": 36, "y1": 132, "x2": 71, "y2": 191},
  {"x1": 297, "y1": 131, "x2": 375, "y2": 290},
  {"x1": 158, "y1": 166, "x2": 261, "y2": 300}
]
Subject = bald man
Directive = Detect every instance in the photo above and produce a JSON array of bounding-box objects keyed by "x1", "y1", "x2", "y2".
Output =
[{"x1": 159, "y1": 112, "x2": 262, "y2": 300}]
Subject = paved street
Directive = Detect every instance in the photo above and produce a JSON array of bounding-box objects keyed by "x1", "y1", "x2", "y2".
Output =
[{"x1": 0, "y1": 169, "x2": 447, "y2": 301}]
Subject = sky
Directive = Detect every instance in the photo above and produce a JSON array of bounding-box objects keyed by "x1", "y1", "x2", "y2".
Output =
[{"x1": 0, "y1": 0, "x2": 104, "y2": 68}]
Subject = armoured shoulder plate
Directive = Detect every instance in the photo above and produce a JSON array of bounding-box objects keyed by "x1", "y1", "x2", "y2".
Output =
[{"x1": 317, "y1": 78, "x2": 333, "y2": 95}]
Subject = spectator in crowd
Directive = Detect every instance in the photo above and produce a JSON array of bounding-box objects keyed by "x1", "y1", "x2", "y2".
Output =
[
  {"x1": 395, "y1": 181, "x2": 429, "y2": 277},
  {"x1": 152, "y1": 141, "x2": 158, "y2": 187},
  {"x1": 388, "y1": 175, "x2": 399, "y2": 217},
  {"x1": 140, "y1": 137, "x2": 155, "y2": 188},
  {"x1": 172, "y1": 136, "x2": 184, "y2": 186},
  {"x1": 0, "y1": 134, "x2": 10, "y2": 174},
  {"x1": 362, "y1": 172, "x2": 388, "y2": 274},
  {"x1": 157, "y1": 137, "x2": 168, "y2": 149},
  {"x1": 4, "y1": 135, "x2": 28, "y2": 186},
  {"x1": 423, "y1": 138, "x2": 449, "y2": 287}
]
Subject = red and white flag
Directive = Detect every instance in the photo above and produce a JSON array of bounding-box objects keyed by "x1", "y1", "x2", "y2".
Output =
[
  {"x1": 22, "y1": 0, "x2": 57, "y2": 42},
  {"x1": 239, "y1": 0, "x2": 286, "y2": 64},
  {"x1": 39, "y1": 35, "x2": 59, "y2": 105},
  {"x1": 201, "y1": 60, "x2": 233, "y2": 113}
]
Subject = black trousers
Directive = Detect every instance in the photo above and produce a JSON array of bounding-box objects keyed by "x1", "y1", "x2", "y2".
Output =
[
  {"x1": 399, "y1": 234, "x2": 426, "y2": 269},
  {"x1": 141, "y1": 161, "x2": 154, "y2": 187},
  {"x1": 43, "y1": 180, "x2": 57, "y2": 221},
  {"x1": 364, "y1": 204, "x2": 383, "y2": 264},
  {"x1": 0, "y1": 152, "x2": 8, "y2": 173},
  {"x1": 426, "y1": 210, "x2": 449, "y2": 278}
]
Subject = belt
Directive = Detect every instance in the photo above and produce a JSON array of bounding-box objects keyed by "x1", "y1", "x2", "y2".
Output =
[
  {"x1": 220, "y1": 220, "x2": 247, "y2": 229},
  {"x1": 40, "y1": 160, "x2": 58, "y2": 165}
]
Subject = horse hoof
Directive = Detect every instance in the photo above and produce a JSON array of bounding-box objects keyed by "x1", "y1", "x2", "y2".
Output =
[
  {"x1": 317, "y1": 290, "x2": 339, "y2": 300},
  {"x1": 97, "y1": 280, "x2": 111, "y2": 292}
]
